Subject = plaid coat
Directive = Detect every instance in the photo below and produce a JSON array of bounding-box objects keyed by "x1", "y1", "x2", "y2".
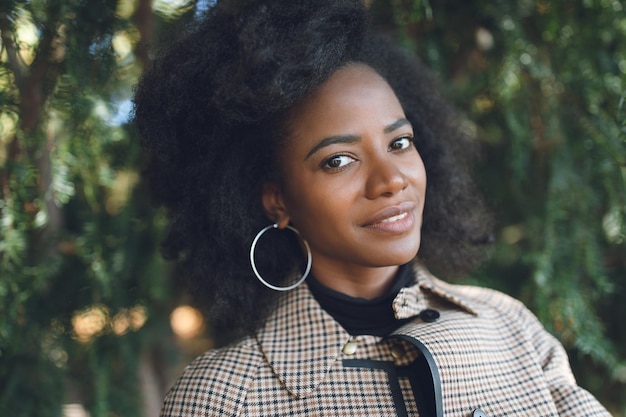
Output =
[{"x1": 161, "y1": 265, "x2": 611, "y2": 416}]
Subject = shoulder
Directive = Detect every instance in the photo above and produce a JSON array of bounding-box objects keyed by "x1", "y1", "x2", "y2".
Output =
[
  {"x1": 456, "y1": 283, "x2": 524, "y2": 311},
  {"x1": 437, "y1": 277, "x2": 531, "y2": 317},
  {"x1": 431, "y1": 277, "x2": 572, "y2": 363},
  {"x1": 160, "y1": 336, "x2": 263, "y2": 417},
  {"x1": 434, "y1": 278, "x2": 565, "y2": 352}
]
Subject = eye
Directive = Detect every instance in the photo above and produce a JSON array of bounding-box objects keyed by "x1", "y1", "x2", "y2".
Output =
[
  {"x1": 389, "y1": 137, "x2": 413, "y2": 152},
  {"x1": 321, "y1": 154, "x2": 356, "y2": 170}
]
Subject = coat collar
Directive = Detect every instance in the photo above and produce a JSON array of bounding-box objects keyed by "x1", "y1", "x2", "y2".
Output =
[{"x1": 255, "y1": 263, "x2": 479, "y2": 398}]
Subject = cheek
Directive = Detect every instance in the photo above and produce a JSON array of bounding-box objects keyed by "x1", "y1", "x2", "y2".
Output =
[
  {"x1": 281, "y1": 174, "x2": 322, "y2": 220},
  {"x1": 406, "y1": 153, "x2": 427, "y2": 190},
  {"x1": 417, "y1": 163, "x2": 427, "y2": 192},
  {"x1": 285, "y1": 183, "x2": 338, "y2": 222},
  {"x1": 282, "y1": 178, "x2": 354, "y2": 237}
]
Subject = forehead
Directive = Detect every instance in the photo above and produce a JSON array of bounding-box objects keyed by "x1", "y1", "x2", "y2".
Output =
[
  {"x1": 285, "y1": 63, "x2": 406, "y2": 140},
  {"x1": 301, "y1": 63, "x2": 397, "y2": 110}
]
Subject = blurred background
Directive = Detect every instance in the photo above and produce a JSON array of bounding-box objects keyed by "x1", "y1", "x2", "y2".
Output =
[{"x1": 0, "y1": 0, "x2": 624, "y2": 416}]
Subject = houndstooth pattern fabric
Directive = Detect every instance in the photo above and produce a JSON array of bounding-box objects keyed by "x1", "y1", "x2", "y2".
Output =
[{"x1": 160, "y1": 265, "x2": 611, "y2": 416}]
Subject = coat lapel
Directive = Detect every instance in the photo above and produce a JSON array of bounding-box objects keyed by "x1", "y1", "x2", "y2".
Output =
[
  {"x1": 256, "y1": 282, "x2": 350, "y2": 398},
  {"x1": 255, "y1": 263, "x2": 478, "y2": 399}
]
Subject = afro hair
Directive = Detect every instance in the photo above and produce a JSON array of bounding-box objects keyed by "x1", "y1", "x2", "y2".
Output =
[{"x1": 133, "y1": 0, "x2": 493, "y2": 333}]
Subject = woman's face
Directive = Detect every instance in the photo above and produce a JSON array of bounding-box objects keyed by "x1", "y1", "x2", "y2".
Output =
[{"x1": 263, "y1": 63, "x2": 426, "y2": 280}]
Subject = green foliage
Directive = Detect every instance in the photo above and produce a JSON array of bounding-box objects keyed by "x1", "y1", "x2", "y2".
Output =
[
  {"x1": 0, "y1": 1, "x2": 186, "y2": 416},
  {"x1": 0, "y1": 0, "x2": 624, "y2": 416},
  {"x1": 378, "y1": 0, "x2": 626, "y2": 413}
]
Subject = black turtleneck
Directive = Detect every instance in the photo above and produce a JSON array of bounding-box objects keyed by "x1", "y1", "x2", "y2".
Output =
[{"x1": 307, "y1": 263, "x2": 415, "y2": 336}]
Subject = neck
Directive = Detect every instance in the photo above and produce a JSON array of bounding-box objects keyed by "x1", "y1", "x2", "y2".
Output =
[{"x1": 310, "y1": 263, "x2": 400, "y2": 299}]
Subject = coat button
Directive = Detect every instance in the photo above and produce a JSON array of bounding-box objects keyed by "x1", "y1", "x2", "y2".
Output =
[
  {"x1": 419, "y1": 308, "x2": 440, "y2": 323},
  {"x1": 391, "y1": 344, "x2": 406, "y2": 359},
  {"x1": 472, "y1": 409, "x2": 488, "y2": 417},
  {"x1": 342, "y1": 341, "x2": 358, "y2": 355}
]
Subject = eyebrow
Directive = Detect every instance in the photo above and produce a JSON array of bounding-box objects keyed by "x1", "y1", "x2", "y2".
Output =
[
  {"x1": 304, "y1": 118, "x2": 412, "y2": 161},
  {"x1": 304, "y1": 134, "x2": 360, "y2": 160},
  {"x1": 384, "y1": 118, "x2": 411, "y2": 134}
]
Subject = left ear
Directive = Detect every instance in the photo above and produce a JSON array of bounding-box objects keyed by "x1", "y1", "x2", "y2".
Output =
[{"x1": 260, "y1": 182, "x2": 290, "y2": 229}]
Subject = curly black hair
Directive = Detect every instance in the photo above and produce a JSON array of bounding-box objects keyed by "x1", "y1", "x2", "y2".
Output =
[{"x1": 133, "y1": 0, "x2": 493, "y2": 333}]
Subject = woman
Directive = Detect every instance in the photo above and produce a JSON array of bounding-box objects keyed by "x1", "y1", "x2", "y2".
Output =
[{"x1": 134, "y1": 0, "x2": 611, "y2": 416}]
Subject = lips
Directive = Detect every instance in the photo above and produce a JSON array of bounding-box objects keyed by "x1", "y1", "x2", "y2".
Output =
[{"x1": 362, "y1": 202, "x2": 417, "y2": 234}]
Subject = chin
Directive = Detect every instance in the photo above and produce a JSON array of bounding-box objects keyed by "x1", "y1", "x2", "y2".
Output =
[
  {"x1": 393, "y1": 236, "x2": 421, "y2": 262},
  {"x1": 371, "y1": 242, "x2": 421, "y2": 267}
]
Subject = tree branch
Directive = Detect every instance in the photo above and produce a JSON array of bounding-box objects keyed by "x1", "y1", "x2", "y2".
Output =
[{"x1": 133, "y1": 0, "x2": 154, "y2": 69}]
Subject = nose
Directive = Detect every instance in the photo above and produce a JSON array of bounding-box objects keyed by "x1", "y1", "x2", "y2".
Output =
[{"x1": 364, "y1": 154, "x2": 409, "y2": 199}]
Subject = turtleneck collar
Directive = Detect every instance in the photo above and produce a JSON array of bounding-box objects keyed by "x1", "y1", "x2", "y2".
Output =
[{"x1": 307, "y1": 263, "x2": 415, "y2": 336}]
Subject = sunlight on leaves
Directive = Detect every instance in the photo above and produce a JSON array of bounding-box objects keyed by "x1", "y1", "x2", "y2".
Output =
[{"x1": 153, "y1": 0, "x2": 195, "y2": 19}]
